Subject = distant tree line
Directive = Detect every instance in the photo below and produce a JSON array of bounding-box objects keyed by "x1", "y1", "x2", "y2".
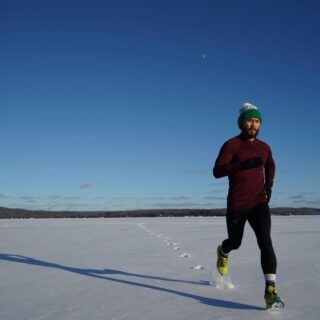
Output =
[{"x1": 0, "y1": 206, "x2": 319, "y2": 219}]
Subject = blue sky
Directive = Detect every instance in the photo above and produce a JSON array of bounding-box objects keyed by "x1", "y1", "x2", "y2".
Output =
[{"x1": 1, "y1": 0, "x2": 320, "y2": 211}]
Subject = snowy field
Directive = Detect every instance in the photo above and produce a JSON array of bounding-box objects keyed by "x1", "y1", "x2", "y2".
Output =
[{"x1": 1, "y1": 216, "x2": 319, "y2": 320}]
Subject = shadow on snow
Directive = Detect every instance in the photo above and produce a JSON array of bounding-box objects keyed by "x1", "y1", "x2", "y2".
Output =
[{"x1": 0, "y1": 253, "x2": 263, "y2": 311}]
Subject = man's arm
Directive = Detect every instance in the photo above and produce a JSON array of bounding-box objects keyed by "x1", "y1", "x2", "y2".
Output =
[
  {"x1": 264, "y1": 148, "x2": 275, "y2": 185},
  {"x1": 213, "y1": 141, "x2": 264, "y2": 178},
  {"x1": 213, "y1": 142, "x2": 236, "y2": 178},
  {"x1": 264, "y1": 147, "x2": 276, "y2": 202}
]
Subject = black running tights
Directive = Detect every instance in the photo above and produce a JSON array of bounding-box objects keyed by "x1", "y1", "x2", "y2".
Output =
[{"x1": 221, "y1": 202, "x2": 277, "y2": 274}]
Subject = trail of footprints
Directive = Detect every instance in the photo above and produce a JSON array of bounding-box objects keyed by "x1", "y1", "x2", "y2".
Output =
[{"x1": 138, "y1": 223, "x2": 207, "y2": 271}]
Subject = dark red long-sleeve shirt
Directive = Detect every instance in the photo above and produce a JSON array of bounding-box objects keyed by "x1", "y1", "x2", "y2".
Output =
[{"x1": 213, "y1": 134, "x2": 275, "y2": 212}]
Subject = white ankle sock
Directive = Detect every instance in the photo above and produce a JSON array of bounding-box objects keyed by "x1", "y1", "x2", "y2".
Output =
[{"x1": 264, "y1": 273, "x2": 276, "y2": 283}]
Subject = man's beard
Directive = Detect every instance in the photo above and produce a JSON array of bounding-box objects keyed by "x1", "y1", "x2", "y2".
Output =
[{"x1": 242, "y1": 128, "x2": 259, "y2": 139}]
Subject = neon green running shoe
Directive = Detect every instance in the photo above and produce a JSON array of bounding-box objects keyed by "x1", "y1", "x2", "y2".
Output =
[
  {"x1": 264, "y1": 285, "x2": 285, "y2": 309},
  {"x1": 216, "y1": 245, "x2": 228, "y2": 276}
]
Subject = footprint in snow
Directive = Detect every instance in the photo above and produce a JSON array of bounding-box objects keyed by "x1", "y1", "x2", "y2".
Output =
[
  {"x1": 191, "y1": 265, "x2": 206, "y2": 270},
  {"x1": 166, "y1": 241, "x2": 179, "y2": 247},
  {"x1": 179, "y1": 252, "x2": 191, "y2": 258}
]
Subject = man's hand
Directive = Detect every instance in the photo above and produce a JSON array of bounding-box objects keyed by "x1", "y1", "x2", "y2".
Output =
[{"x1": 237, "y1": 157, "x2": 263, "y2": 171}]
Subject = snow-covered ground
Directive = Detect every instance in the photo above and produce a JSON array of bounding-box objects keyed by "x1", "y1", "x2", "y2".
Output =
[{"x1": 0, "y1": 216, "x2": 319, "y2": 320}]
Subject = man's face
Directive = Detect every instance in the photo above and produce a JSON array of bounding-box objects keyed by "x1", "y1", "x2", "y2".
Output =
[{"x1": 242, "y1": 118, "x2": 261, "y2": 139}]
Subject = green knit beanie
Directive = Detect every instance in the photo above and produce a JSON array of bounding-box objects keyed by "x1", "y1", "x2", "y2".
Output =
[{"x1": 237, "y1": 102, "x2": 262, "y2": 129}]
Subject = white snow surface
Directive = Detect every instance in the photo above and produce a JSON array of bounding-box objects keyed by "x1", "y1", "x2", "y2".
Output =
[{"x1": 1, "y1": 216, "x2": 319, "y2": 320}]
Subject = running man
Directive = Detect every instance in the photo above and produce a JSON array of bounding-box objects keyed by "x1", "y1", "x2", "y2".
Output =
[{"x1": 213, "y1": 102, "x2": 284, "y2": 309}]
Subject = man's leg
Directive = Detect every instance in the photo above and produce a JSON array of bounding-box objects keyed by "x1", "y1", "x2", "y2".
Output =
[
  {"x1": 247, "y1": 203, "x2": 277, "y2": 278},
  {"x1": 247, "y1": 203, "x2": 284, "y2": 309},
  {"x1": 216, "y1": 208, "x2": 247, "y2": 276},
  {"x1": 221, "y1": 208, "x2": 247, "y2": 254}
]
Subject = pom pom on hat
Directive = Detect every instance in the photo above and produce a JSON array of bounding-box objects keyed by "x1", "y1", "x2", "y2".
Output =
[{"x1": 237, "y1": 102, "x2": 262, "y2": 129}]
